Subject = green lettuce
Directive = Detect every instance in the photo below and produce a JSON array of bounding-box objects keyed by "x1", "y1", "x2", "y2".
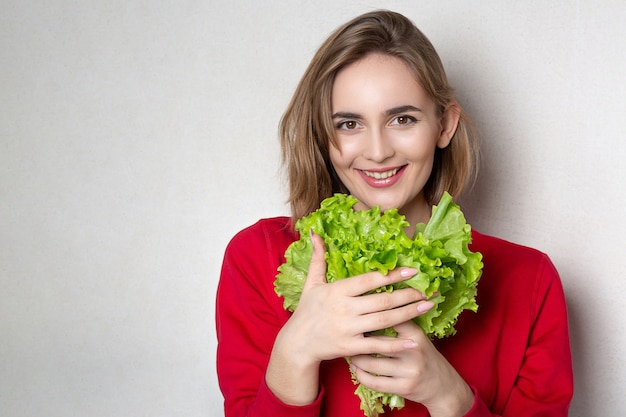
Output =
[{"x1": 274, "y1": 192, "x2": 483, "y2": 417}]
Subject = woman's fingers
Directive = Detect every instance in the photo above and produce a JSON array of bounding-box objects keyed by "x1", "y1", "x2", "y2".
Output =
[
  {"x1": 303, "y1": 230, "x2": 327, "y2": 290},
  {"x1": 352, "y1": 293, "x2": 434, "y2": 335},
  {"x1": 336, "y1": 266, "x2": 421, "y2": 297},
  {"x1": 349, "y1": 321, "x2": 426, "y2": 384},
  {"x1": 349, "y1": 320, "x2": 474, "y2": 413},
  {"x1": 354, "y1": 288, "x2": 427, "y2": 314}
]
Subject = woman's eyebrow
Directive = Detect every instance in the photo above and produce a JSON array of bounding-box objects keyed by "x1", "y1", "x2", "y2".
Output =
[
  {"x1": 332, "y1": 105, "x2": 422, "y2": 120},
  {"x1": 385, "y1": 105, "x2": 423, "y2": 116},
  {"x1": 332, "y1": 111, "x2": 362, "y2": 119}
]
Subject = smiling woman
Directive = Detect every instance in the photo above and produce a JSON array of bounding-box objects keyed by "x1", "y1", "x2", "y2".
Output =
[
  {"x1": 279, "y1": 13, "x2": 478, "y2": 223},
  {"x1": 329, "y1": 53, "x2": 460, "y2": 235},
  {"x1": 216, "y1": 9, "x2": 573, "y2": 417}
]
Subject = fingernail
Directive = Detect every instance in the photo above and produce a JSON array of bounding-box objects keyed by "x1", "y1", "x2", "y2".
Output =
[
  {"x1": 417, "y1": 301, "x2": 435, "y2": 313},
  {"x1": 400, "y1": 268, "x2": 418, "y2": 278},
  {"x1": 309, "y1": 228, "x2": 315, "y2": 249}
]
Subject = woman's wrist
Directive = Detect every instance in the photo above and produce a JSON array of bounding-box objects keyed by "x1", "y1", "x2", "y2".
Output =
[
  {"x1": 265, "y1": 327, "x2": 321, "y2": 406},
  {"x1": 427, "y1": 381, "x2": 475, "y2": 417}
]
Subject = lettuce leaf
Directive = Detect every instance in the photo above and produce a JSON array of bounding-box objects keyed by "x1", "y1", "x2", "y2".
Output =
[{"x1": 274, "y1": 192, "x2": 483, "y2": 417}]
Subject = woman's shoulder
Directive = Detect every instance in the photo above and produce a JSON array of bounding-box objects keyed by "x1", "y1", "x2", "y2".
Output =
[
  {"x1": 470, "y1": 229, "x2": 561, "y2": 290},
  {"x1": 470, "y1": 229, "x2": 549, "y2": 264},
  {"x1": 230, "y1": 216, "x2": 295, "y2": 239},
  {"x1": 225, "y1": 216, "x2": 298, "y2": 254}
]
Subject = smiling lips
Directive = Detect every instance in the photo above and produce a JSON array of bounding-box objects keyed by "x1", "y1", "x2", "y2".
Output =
[{"x1": 359, "y1": 166, "x2": 406, "y2": 187}]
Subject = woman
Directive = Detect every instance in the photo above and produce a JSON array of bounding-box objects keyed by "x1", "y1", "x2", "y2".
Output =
[{"x1": 216, "y1": 10, "x2": 573, "y2": 417}]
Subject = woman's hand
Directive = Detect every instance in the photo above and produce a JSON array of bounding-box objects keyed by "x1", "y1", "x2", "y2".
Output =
[
  {"x1": 266, "y1": 231, "x2": 433, "y2": 405},
  {"x1": 349, "y1": 321, "x2": 475, "y2": 417},
  {"x1": 286, "y1": 231, "x2": 433, "y2": 362}
]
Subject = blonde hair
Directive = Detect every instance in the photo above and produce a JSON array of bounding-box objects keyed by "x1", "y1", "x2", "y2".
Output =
[{"x1": 280, "y1": 10, "x2": 479, "y2": 221}]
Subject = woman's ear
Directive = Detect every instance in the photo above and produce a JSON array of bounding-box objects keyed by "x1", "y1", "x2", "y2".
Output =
[{"x1": 437, "y1": 102, "x2": 461, "y2": 149}]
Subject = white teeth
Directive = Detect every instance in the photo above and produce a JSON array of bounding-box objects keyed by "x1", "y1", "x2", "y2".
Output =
[{"x1": 363, "y1": 168, "x2": 399, "y2": 179}]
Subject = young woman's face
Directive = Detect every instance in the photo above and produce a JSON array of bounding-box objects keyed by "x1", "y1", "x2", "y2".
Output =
[{"x1": 329, "y1": 53, "x2": 458, "y2": 225}]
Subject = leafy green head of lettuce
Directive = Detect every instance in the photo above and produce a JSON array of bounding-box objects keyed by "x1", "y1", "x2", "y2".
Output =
[{"x1": 274, "y1": 192, "x2": 483, "y2": 416}]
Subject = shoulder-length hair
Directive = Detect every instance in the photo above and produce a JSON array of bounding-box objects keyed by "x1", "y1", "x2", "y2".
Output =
[{"x1": 280, "y1": 10, "x2": 479, "y2": 222}]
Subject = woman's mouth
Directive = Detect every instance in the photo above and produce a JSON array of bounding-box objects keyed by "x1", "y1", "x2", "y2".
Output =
[
  {"x1": 358, "y1": 166, "x2": 406, "y2": 188},
  {"x1": 362, "y1": 167, "x2": 400, "y2": 179}
]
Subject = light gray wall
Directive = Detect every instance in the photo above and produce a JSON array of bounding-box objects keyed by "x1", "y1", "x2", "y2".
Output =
[{"x1": 1, "y1": 1, "x2": 625, "y2": 416}]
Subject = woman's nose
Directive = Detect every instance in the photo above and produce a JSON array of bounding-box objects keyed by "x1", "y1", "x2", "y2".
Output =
[{"x1": 363, "y1": 127, "x2": 395, "y2": 162}]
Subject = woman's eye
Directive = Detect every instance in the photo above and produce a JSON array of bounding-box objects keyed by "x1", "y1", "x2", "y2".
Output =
[
  {"x1": 338, "y1": 120, "x2": 359, "y2": 130},
  {"x1": 391, "y1": 115, "x2": 416, "y2": 126}
]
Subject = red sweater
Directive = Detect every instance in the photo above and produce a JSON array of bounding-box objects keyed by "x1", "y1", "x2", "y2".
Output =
[{"x1": 216, "y1": 217, "x2": 573, "y2": 417}]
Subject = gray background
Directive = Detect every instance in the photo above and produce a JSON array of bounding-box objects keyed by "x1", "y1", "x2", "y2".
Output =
[{"x1": 2, "y1": 1, "x2": 625, "y2": 416}]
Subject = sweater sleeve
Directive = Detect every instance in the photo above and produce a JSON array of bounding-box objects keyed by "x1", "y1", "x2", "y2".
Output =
[
  {"x1": 498, "y1": 255, "x2": 573, "y2": 415},
  {"x1": 463, "y1": 254, "x2": 574, "y2": 417},
  {"x1": 216, "y1": 220, "x2": 323, "y2": 417}
]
